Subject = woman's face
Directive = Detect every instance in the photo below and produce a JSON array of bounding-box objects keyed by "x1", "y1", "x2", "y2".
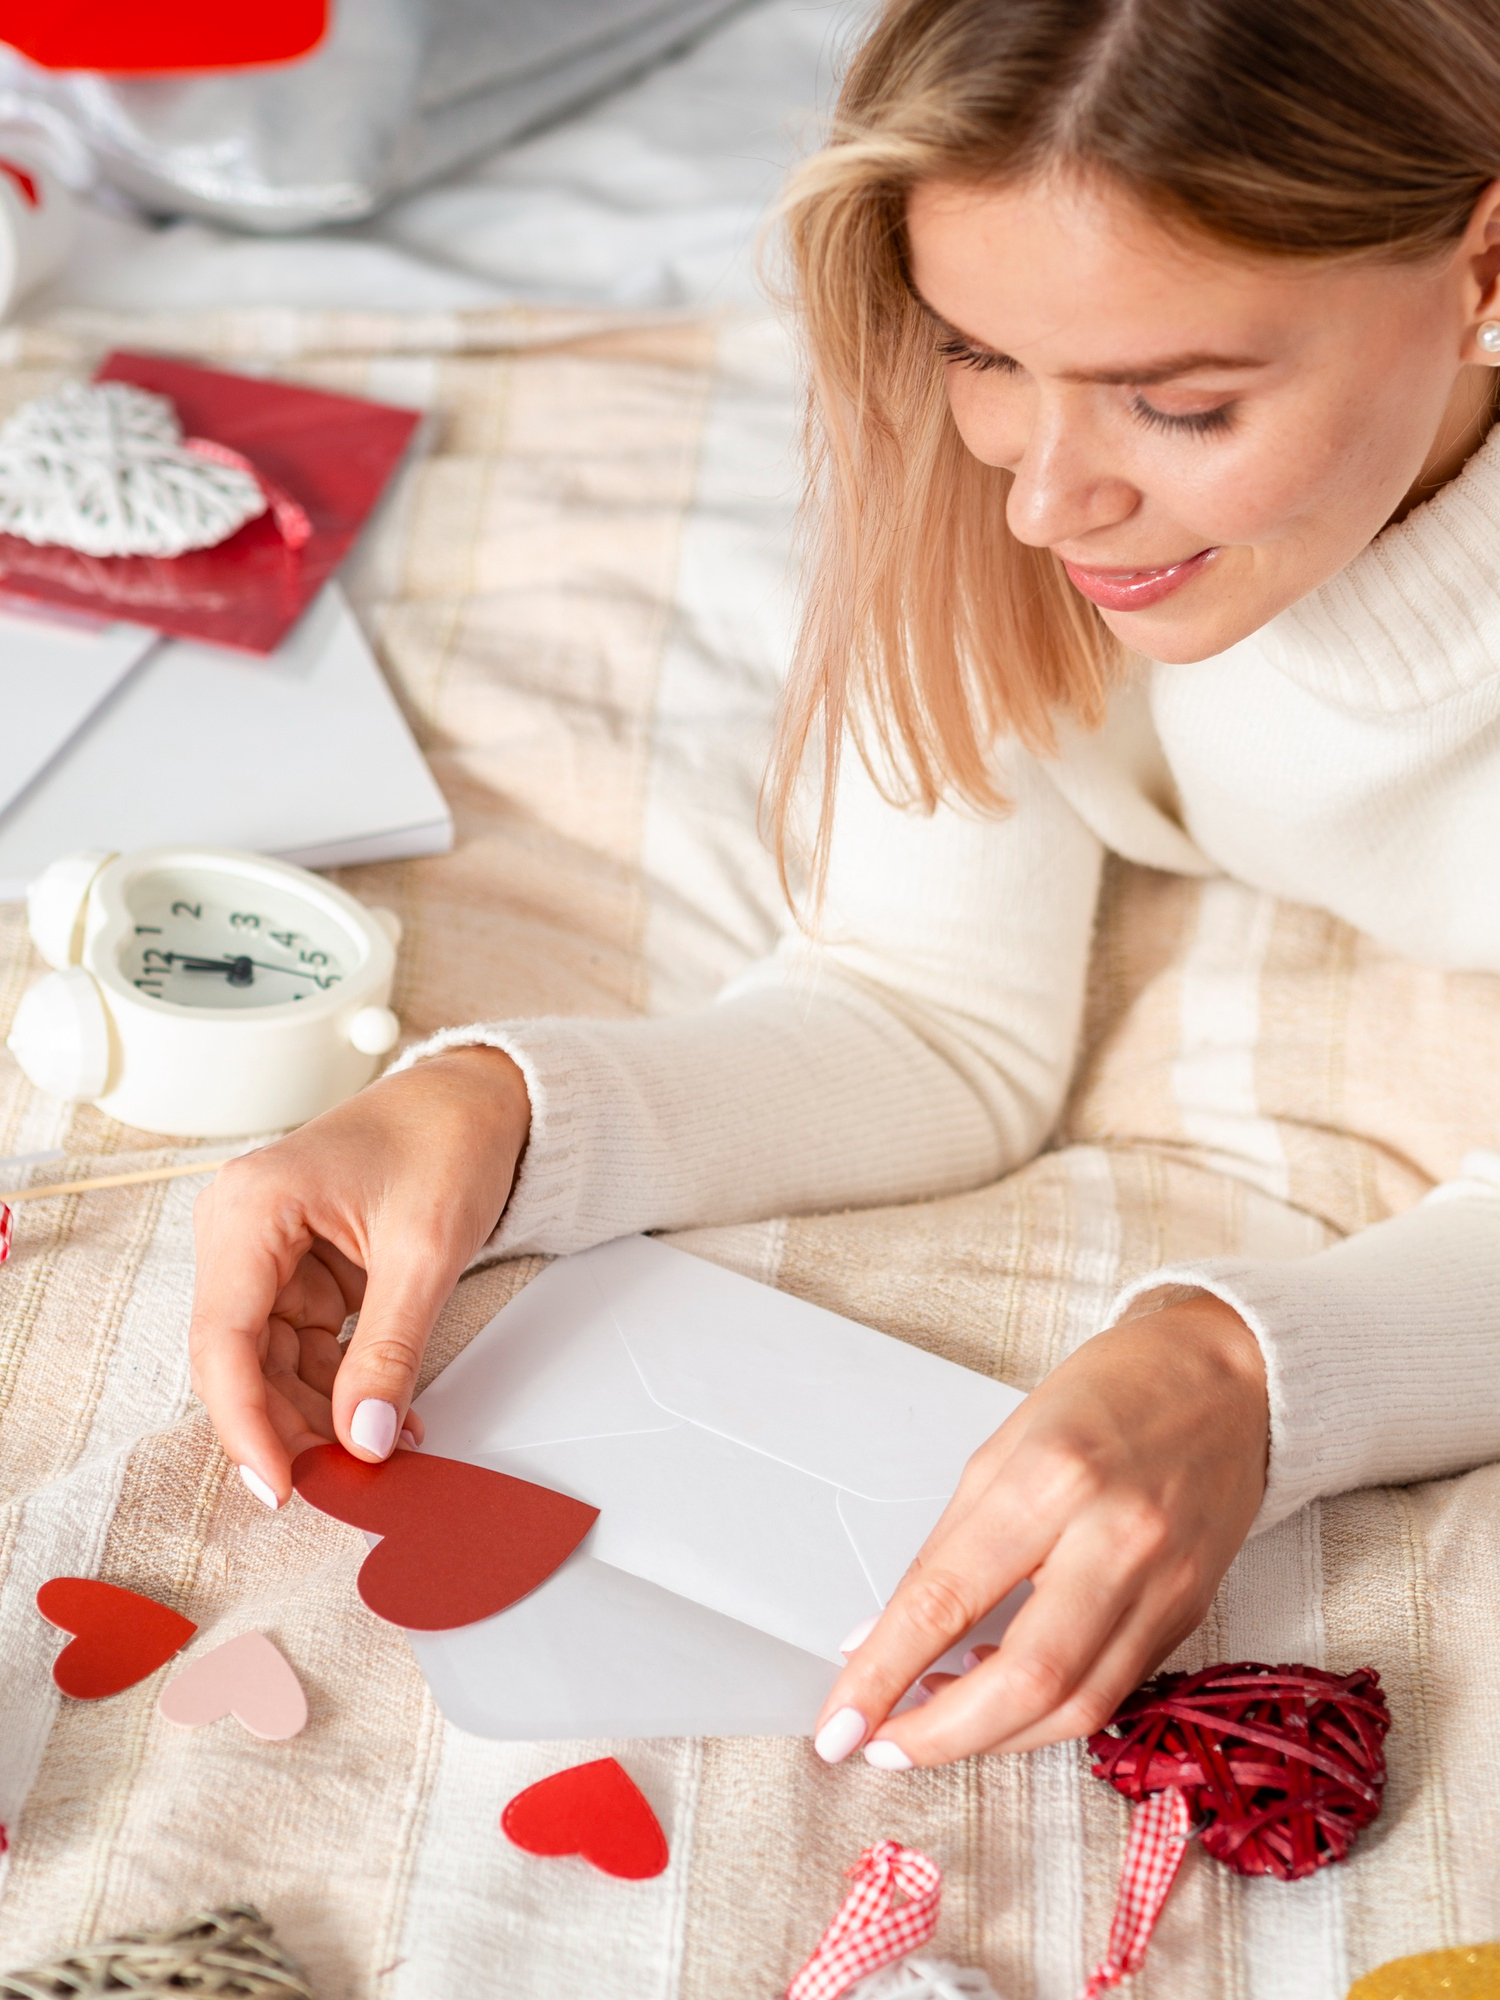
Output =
[{"x1": 906, "y1": 172, "x2": 1500, "y2": 662}]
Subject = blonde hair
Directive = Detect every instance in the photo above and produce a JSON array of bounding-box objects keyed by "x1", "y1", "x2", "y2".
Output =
[{"x1": 768, "y1": 0, "x2": 1500, "y2": 886}]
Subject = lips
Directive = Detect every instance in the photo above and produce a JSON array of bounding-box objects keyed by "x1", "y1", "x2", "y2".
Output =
[{"x1": 1062, "y1": 547, "x2": 1217, "y2": 612}]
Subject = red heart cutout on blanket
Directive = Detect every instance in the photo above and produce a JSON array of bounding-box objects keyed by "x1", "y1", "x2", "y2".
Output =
[
  {"x1": 502, "y1": 1758, "x2": 670, "y2": 1880},
  {"x1": 0, "y1": 0, "x2": 327, "y2": 71},
  {"x1": 36, "y1": 1578, "x2": 196, "y2": 1699},
  {"x1": 291, "y1": 1443, "x2": 600, "y2": 1631},
  {"x1": 158, "y1": 1631, "x2": 308, "y2": 1741}
]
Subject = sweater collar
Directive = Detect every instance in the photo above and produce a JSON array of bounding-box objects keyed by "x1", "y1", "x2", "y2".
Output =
[{"x1": 1222, "y1": 420, "x2": 1500, "y2": 716}]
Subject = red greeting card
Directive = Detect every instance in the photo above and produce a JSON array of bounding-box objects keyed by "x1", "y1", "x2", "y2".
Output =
[
  {"x1": 0, "y1": 0, "x2": 327, "y2": 71},
  {"x1": 0, "y1": 352, "x2": 420, "y2": 653}
]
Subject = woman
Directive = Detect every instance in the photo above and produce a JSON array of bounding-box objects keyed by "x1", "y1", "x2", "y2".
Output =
[{"x1": 190, "y1": 0, "x2": 1500, "y2": 1774}]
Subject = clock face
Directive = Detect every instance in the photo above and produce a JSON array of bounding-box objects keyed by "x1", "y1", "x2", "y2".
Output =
[{"x1": 120, "y1": 870, "x2": 355, "y2": 1010}]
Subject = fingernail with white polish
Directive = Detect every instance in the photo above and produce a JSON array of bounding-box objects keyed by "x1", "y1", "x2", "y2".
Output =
[
  {"x1": 839, "y1": 1615, "x2": 878, "y2": 1658},
  {"x1": 814, "y1": 1706, "x2": 868, "y2": 1763},
  {"x1": 239, "y1": 1464, "x2": 279, "y2": 1511},
  {"x1": 350, "y1": 1398, "x2": 399, "y2": 1460},
  {"x1": 398, "y1": 1427, "x2": 419, "y2": 1450},
  {"x1": 864, "y1": 1739, "x2": 915, "y2": 1771}
]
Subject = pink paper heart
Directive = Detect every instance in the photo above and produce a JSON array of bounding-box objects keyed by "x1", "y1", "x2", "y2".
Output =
[{"x1": 157, "y1": 1631, "x2": 307, "y2": 1741}]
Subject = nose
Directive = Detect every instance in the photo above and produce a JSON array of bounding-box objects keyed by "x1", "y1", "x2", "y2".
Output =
[{"x1": 1002, "y1": 401, "x2": 1140, "y2": 552}]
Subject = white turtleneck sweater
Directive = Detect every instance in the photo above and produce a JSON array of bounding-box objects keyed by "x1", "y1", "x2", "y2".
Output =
[{"x1": 399, "y1": 427, "x2": 1500, "y2": 1533}]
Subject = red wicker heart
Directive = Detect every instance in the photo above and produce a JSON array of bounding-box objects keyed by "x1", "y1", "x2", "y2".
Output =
[{"x1": 1088, "y1": 1660, "x2": 1390, "y2": 1881}]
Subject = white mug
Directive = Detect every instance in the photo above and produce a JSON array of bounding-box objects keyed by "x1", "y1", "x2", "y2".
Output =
[{"x1": 0, "y1": 141, "x2": 74, "y2": 320}]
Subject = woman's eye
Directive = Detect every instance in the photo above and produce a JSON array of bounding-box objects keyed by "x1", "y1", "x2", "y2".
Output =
[
  {"x1": 936, "y1": 336, "x2": 1018, "y2": 376},
  {"x1": 1130, "y1": 393, "x2": 1237, "y2": 437}
]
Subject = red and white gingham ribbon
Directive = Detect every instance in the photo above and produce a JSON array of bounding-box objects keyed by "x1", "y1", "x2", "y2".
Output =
[
  {"x1": 0, "y1": 1202, "x2": 12, "y2": 1265},
  {"x1": 1079, "y1": 1787, "x2": 1192, "y2": 1998},
  {"x1": 184, "y1": 437, "x2": 312, "y2": 550},
  {"x1": 788, "y1": 1841, "x2": 942, "y2": 2000}
]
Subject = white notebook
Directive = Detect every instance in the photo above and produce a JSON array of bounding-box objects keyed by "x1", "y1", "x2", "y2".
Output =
[
  {"x1": 0, "y1": 610, "x2": 160, "y2": 822},
  {"x1": 0, "y1": 585, "x2": 452, "y2": 901}
]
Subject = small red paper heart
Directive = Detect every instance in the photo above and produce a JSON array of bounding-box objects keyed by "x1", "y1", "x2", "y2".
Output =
[
  {"x1": 291, "y1": 1443, "x2": 600, "y2": 1631},
  {"x1": 0, "y1": 0, "x2": 328, "y2": 72},
  {"x1": 502, "y1": 1758, "x2": 670, "y2": 1880},
  {"x1": 36, "y1": 1578, "x2": 196, "y2": 1700}
]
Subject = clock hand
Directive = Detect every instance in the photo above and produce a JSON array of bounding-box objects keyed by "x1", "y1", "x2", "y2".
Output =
[
  {"x1": 172, "y1": 954, "x2": 258, "y2": 986},
  {"x1": 242, "y1": 957, "x2": 327, "y2": 979},
  {"x1": 169, "y1": 954, "x2": 332, "y2": 984}
]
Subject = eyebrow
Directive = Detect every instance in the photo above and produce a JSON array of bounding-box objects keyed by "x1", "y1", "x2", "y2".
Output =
[{"x1": 918, "y1": 300, "x2": 1266, "y2": 384}]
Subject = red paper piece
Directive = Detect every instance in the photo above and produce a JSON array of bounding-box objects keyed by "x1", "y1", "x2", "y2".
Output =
[
  {"x1": 0, "y1": 160, "x2": 37, "y2": 207},
  {"x1": 0, "y1": 0, "x2": 327, "y2": 72},
  {"x1": 501, "y1": 1758, "x2": 670, "y2": 1880},
  {"x1": 291, "y1": 1443, "x2": 600, "y2": 1632},
  {"x1": 0, "y1": 351, "x2": 420, "y2": 654},
  {"x1": 36, "y1": 1577, "x2": 197, "y2": 1699}
]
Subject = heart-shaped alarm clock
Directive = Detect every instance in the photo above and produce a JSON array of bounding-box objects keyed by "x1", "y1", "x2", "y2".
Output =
[{"x1": 7, "y1": 847, "x2": 402, "y2": 1137}]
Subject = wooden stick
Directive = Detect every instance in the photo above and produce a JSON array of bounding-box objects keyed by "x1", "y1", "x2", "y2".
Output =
[{"x1": 0, "y1": 1157, "x2": 233, "y2": 1205}]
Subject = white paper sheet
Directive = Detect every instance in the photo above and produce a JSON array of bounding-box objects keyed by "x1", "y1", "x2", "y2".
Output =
[
  {"x1": 407, "y1": 1235, "x2": 1028, "y2": 1740},
  {"x1": 0, "y1": 609, "x2": 159, "y2": 819},
  {"x1": 0, "y1": 583, "x2": 452, "y2": 900}
]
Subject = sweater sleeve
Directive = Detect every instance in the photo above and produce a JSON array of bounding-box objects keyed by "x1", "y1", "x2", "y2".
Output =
[
  {"x1": 1110, "y1": 1150, "x2": 1500, "y2": 1530},
  {"x1": 390, "y1": 743, "x2": 1104, "y2": 1254}
]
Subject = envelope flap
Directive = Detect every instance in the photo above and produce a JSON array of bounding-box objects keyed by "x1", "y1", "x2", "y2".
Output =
[
  {"x1": 585, "y1": 1236, "x2": 1021, "y2": 1501},
  {"x1": 415, "y1": 1248, "x2": 671, "y2": 1453}
]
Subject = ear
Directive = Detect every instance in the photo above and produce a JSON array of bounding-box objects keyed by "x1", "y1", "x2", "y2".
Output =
[{"x1": 1457, "y1": 178, "x2": 1500, "y2": 362}]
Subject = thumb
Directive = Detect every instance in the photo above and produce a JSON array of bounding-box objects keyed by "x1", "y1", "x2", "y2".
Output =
[{"x1": 331, "y1": 1253, "x2": 454, "y2": 1462}]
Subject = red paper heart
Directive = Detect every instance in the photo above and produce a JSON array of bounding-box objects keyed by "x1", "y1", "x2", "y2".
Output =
[
  {"x1": 0, "y1": 0, "x2": 327, "y2": 72},
  {"x1": 36, "y1": 1578, "x2": 197, "y2": 1699},
  {"x1": 291, "y1": 1443, "x2": 600, "y2": 1631},
  {"x1": 502, "y1": 1759, "x2": 670, "y2": 1880}
]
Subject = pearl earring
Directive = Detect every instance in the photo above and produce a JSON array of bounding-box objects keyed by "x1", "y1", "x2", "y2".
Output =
[{"x1": 1479, "y1": 321, "x2": 1500, "y2": 355}]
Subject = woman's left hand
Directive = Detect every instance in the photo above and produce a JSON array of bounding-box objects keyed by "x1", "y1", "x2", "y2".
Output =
[{"x1": 812, "y1": 1293, "x2": 1269, "y2": 1769}]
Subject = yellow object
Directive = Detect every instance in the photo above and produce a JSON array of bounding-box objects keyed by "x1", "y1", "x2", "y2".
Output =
[
  {"x1": 0, "y1": 1157, "x2": 229, "y2": 1205},
  {"x1": 1347, "y1": 1944, "x2": 1500, "y2": 1998}
]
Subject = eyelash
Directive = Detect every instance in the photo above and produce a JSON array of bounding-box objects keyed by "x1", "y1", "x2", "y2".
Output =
[
  {"x1": 1128, "y1": 394, "x2": 1236, "y2": 438},
  {"x1": 936, "y1": 336, "x2": 1014, "y2": 374},
  {"x1": 935, "y1": 336, "x2": 1237, "y2": 437}
]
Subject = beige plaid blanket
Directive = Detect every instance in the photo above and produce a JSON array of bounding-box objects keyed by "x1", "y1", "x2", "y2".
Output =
[{"x1": 0, "y1": 307, "x2": 1496, "y2": 2000}]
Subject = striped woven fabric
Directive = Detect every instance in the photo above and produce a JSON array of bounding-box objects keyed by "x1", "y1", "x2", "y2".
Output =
[{"x1": 0, "y1": 305, "x2": 1497, "y2": 1999}]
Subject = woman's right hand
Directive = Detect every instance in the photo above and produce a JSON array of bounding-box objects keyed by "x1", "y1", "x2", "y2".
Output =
[{"x1": 189, "y1": 1043, "x2": 531, "y2": 1508}]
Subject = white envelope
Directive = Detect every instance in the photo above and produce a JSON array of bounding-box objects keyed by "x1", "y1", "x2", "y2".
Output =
[{"x1": 408, "y1": 1234, "x2": 1027, "y2": 1740}]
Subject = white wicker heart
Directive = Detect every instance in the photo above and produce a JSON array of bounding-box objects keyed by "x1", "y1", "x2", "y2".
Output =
[{"x1": 0, "y1": 379, "x2": 268, "y2": 558}]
